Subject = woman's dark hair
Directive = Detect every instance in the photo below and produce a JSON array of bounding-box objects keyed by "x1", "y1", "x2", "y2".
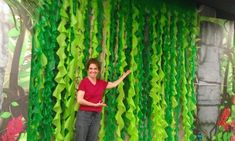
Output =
[{"x1": 86, "y1": 58, "x2": 101, "y2": 71}]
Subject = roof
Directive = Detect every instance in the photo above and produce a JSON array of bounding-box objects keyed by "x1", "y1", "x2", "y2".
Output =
[{"x1": 196, "y1": 0, "x2": 235, "y2": 20}]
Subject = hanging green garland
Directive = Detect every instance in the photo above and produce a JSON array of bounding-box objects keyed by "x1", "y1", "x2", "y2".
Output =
[
  {"x1": 39, "y1": 1, "x2": 60, "y2": 140},
  {"x1": 122, "y1": 0, "x2": 132, "y2": 139},
  {"x1": 125, "y1": 1, "x2": 140, "y2": 140},
  {"x1": 90, "y1": 0, "x2": 99, "y2": 58},
  {"x1": 179, "y1": 12, "x2": 193, "y2": 141},
  {"x1": 104, "y1": 0, "x2": 119, "y2": 140},
  {"x1": 76, "y1": 0, "x2": 87, "y2": 82},
  {"x1": 61, "y1": 0, "x2": 80, "y2": 140},
  {"x1": 162, "y1": 5, "x2": 175, "y2": 140},
  {"x1": 149, "y1": 9, "x2": 160, "y2": 141},
  {"x1": 149, "y1": 6, "x2": 168, "y2": 140},
  {"x1": 96, "y1": 0, "x2": 104, "y2": 57},
  {"x1": 168, "y1": 10, "x2": 178, "y2": 141},
  {"x1": 175, "y1": 10, "x2": 184, "y2": 141},
  {"x1": 52, "y1": 0, "x2": 70, "y2": 140},
  {"x1": 27, "y1": 0, "x2": 199, "y2": 140},
  {"x1": 186, "y1": 9, "x2": 198, "y2": 141},
  {"x1": 132, "y1": 2, "x2": 143, "y2": 140},
  {"x1": 99, "y1": 0, "x2": 111, "y2": 139},
  {"x1": 133, "y1": 2, "x2": 145, "y2": 141},
  {"x1": 82, "y1": 0, "x2": 91, "y2": 76},
  {"x1": 28, "y1": 19, "x2": 46, "y2": 141},
  {"x1": 114, "y1": 0, "x2": 127, "y2": 140},
  {"x1": 141, "y1": 13, "x2": 153, "y2": 141},
  {"x1": 28, "y1": 1, "x2": 60, "y2": 140}
]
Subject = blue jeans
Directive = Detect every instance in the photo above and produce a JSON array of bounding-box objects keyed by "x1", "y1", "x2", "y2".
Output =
[{"x1": 74, "y1": 110, "x2": 101, "y2": 141}]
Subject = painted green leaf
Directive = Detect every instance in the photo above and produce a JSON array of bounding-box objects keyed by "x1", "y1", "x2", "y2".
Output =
[
  {"x1": 0, "y1": 112, "x2": 12, "y2": 119},
  {"x1": 8, "y1": 28, "x2": 20, "y2": 37},
  {"x1": 11, "y1": 101, "x2": 19, "y2": 107},
  {"x1": 18, "y1": 132, "x2": 27, "y2": 141}
]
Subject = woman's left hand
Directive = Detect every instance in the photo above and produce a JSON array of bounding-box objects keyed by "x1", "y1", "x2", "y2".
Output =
[
  {"x1": 124, "y1": 70, "x2": 131, "y2": 76},
  {"x1": 96, "y1": 101, "x2": 107, "y2": 107}
]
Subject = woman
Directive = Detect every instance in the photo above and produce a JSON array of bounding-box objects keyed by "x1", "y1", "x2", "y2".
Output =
[{"x1": 75, "y1": 58, "x2": 131, "y2": 141}]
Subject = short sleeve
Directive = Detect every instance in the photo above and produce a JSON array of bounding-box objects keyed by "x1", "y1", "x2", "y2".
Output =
[
  {"x1": 78, "y1": 79, "x2": 86, "y2": 91},
  {"x1": 100, "y1": 80, "x2": 108, "y2": 89}
]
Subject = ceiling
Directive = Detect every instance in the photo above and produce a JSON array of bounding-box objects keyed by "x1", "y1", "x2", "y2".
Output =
[{"x1": 196, "y1": 0, "x2": 235, "y2": 21}]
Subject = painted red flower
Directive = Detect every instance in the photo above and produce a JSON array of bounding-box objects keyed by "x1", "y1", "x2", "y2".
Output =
[
  {"x1": 1, "y1": 115, "x2": 24, "y2": 141},
  {"x1": 230, "y1": 121, "x2": 235, "y2": 133},
  {"x1": 217, "y1": 107, "x2": 231, "y2": 131},
  {"x1": 217, "y1": 107, "x2": 231, "y2": 125},
  {"x1": 223, "y1": 124, "x2": 230, "y2": 131},
  {"x1": 231, "y1": 134, "x2": 235, "y2": 141}
]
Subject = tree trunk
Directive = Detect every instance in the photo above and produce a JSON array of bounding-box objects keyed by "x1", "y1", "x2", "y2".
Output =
[
  {"x1": 9, "y1": 20, "x2": 26, "y2": 91},
  {"x1": 197, "y1": 21, "x2": 223, "y2": 139}
]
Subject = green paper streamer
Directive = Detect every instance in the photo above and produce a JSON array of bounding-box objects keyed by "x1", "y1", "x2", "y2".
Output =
[
  {"x1": 149, "y1": 7, "x2": 168, "y2": 141},
  {"x1": 104, "y1": 1, "x2": 118, "y2": 141},
  {"x1": 90, "y1": 0, "x2": 99, "y2": 58},
  {"x1": 52, "y1": 0, "x2": 70, "y2": 140},
  {"x1": 168, "y1": 10, "x2": 178, "y2": 141},
  {"x1": 99, "y1": 0, "x2": 111, "y2": 139},
  {"x1": 114, "y1": 0, "x2": 127, "y2": 140},
  {"x1": 27, "y1": 1, "x2": 199, "y2": 140},
  {"x1": 28, "y1": 1, "x2": 60, "y2": 140}
]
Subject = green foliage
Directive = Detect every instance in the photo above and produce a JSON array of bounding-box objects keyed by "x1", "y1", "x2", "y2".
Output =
[
  {"x1": 18, "y1": 132, "x2": 27, "y2": 141},
  {"x1": 11, "y1": 101, "x2": 19, "y2": 107},
  {"x1": 8, "y1": 28, "x2": 20, "y2": 37},
  {"x1": 27, "y1": 0, "x2": 61, "y2": 141},
  {"x1": 27, "y1": 0, "x2": 198, "y2": 140},
  {"x1": 0, "y1": 112, "x2": 12, "y2": 119},
  {"x1": 6, "y1": 17, "x2": 20, "y2": 52},
  {"x1": 207, "y1": 15, "x2": 235, "y2": 141}
]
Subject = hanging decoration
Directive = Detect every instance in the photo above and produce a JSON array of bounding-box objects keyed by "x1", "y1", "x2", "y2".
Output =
[{"x1": 28, "y1": 0, "x2": 198, "y2": 140}]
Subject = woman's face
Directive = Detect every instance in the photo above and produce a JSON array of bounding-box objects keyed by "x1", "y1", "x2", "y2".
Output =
[{"x1": 88, "y1": 63, "x2": 99, "y2": 79}]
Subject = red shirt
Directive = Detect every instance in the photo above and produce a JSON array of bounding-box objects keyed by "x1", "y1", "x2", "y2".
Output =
[{"x1": 78, "y1": 77, "x2": 108, "y2": 112}]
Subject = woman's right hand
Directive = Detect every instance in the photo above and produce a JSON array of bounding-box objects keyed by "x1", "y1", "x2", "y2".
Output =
[{"x1": 96, "y1": 101, "x2": 107, "y2": 107}]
